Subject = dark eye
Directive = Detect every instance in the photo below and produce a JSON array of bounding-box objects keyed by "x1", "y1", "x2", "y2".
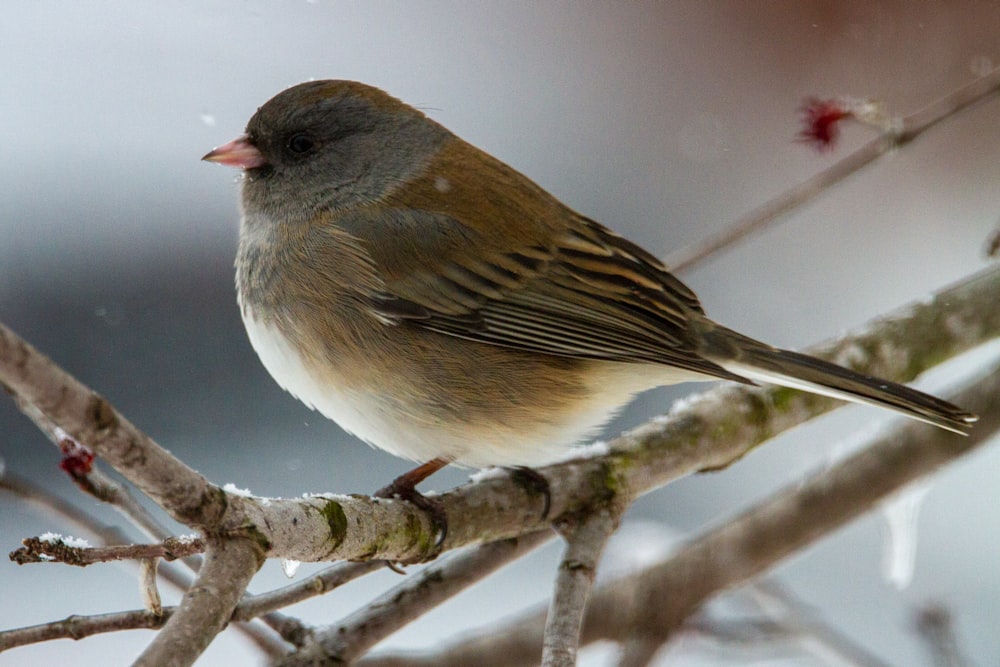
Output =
[{"x1": 286, "y1": 133, "x2": 316, "y2": 155}]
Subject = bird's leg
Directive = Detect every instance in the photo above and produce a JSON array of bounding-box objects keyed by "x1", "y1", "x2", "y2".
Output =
[{"x1": 374, "y1": 457, "x2": 450, "y2": 558}]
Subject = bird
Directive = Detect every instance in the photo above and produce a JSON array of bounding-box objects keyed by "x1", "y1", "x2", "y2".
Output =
[{"x1": 203, "y1": 80, "x2": 976, "y2": 505}]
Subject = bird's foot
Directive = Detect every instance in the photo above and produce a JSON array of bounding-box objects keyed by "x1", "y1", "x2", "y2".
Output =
[
  {"x1": 508, "y1": 466, "x2": 551, "y2": 520},
  {"x1": 374, "y1": 458, "x2": 449, "y2": 561}
]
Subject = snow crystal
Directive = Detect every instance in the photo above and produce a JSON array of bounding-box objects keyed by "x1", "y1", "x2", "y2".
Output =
[
  {"x1": 223, "y1": 483, "x2": 253, "y2": 497},
  {"x1": 37, "y1": 532, "x2": 90, "y2": 548}
]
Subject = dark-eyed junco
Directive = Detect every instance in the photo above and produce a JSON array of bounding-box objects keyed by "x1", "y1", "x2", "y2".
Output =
[{"x1": 204, "y1": 80, "x2": 975, "y2": 496}]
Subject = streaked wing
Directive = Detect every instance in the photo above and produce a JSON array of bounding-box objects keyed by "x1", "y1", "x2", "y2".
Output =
[{"x1": 370, "y1": 212, "x2": 747, "y2": 383}]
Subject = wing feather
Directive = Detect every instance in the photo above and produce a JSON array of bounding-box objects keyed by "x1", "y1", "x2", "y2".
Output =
[{"x1": 364, "y1": 209, "x2": 746, "y2": 383}]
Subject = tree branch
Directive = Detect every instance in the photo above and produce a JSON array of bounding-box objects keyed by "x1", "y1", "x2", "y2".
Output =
[
  {"x1": 665, "y1": 65, "x2": 1000, "y2": 272},
  {"x1": 541, "y1": 510, "x2": 620, "y2": 667},
  {"x1": 0, "y1": 323, "x2": 223, "y2": 530},
  {"x1": 275, "y1": 531, "x2": 552, "y2": 666},
  {"x1": 234, "y1": 560, "x2": 386, "y2": 626},
  {"x1": 10, "y1": 407, "x2": 176, "y2": 543},
  {"x1": 10, "y1": 534, "x2": 205, "y2": 567},
  {"x1": 0, "y1": 472, "x2": 286, "y2": 659},
  {"x1": 134, "y1": 537, "x2": 264, "y2": 667}
]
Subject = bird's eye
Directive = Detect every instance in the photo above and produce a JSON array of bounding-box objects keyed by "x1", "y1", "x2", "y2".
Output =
[{"x1": 286, "y1": 133, "x2": 316, "y2": 155}]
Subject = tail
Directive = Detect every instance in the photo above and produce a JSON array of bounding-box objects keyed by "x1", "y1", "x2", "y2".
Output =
[{"x1": 701, "y1": 325, "x2": 978, "y2": 435}]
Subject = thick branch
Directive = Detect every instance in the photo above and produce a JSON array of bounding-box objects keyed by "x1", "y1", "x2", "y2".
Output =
[
  {"x1": 134, "y1": 537, "x2": 264, "y2": 667},
  {"x1": 592, "y1": 363, "x2": 1000, "y2": 638}
]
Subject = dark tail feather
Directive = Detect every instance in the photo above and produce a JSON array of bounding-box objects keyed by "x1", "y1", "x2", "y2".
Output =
[{"x1": 703, "y1": 326, "x2": 977, "y2": 435}]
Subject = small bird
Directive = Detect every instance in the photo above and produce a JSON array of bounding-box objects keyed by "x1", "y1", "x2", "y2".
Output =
[{"x1": 204, "y1": 80, "x2": 975, "y2": 500}]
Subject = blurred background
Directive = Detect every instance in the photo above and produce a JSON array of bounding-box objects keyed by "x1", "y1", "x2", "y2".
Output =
[{"x1": 1, "y1": 2, "x2": 999, "y2": 665}]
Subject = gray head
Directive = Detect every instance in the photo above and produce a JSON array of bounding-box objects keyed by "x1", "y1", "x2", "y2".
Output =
[{"x1": 237, "y1": 80, "x2": 450, "y2": 223}]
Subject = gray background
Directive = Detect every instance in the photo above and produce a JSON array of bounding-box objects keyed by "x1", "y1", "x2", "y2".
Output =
[{"x1": 1, "y1": 2, "x2": 998, "y2": 665}]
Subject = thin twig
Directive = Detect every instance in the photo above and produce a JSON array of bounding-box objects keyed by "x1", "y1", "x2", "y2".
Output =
[
  {"x1": 0, "y1": 609, "x2": 171, "y2": 651},
  {"x1": 134, "y1": 537, "x2": 264, "y2": 667},
  {"x1": 542, "y1": 510, "x2": 620, "y2": 667},
  {"x1": 236, "y1": 560, "x2": 386, "y2": 623},
  {"x1": 1, "y1": 471, "x2": 136, "y2": 548},
  {"x1": 8, "y1": 400, "x2": 177, "y2": 543},
  {"x1": 0, "y1": 322, "x2": 222, "y2": 530},
  {"x1": 11, "y1": 534, "x2": 205, "y2": 566},
  {"x1": 241, "y1": 560, "x2": 388, "y2": 649},
  {"x1": 0, "y1": 471, "x2": 287, "y2": 658},
  {"x1": 275, "y1": 531, "x2": 552, "y2": 666},
  {"x1": 665, "y1": 65, "x2": 1000, "y2": 272},
  {"x1": 745, "y1": 581, "x2": 893, "y2": 667},
  {"x1": 0, "y1": 561, "x2": 384, "y2": 653}
]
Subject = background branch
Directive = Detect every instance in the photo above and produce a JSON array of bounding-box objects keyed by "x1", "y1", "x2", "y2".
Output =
[
  {"x1": 275, "y1": 531, "x2": 552, "y2": 666},
  {"x1": 665, "y1": 64, "x2": 1000, "y2": 272}
]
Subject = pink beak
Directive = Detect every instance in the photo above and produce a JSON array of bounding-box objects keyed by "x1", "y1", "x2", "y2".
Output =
[{"x1": 202, "y1": 135, "x2": 268, "y2": 169}]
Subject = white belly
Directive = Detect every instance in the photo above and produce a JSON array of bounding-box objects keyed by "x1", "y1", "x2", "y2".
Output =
[
  {"x1": 242, "y1": 306, "x2": 702, "y2": 468},
  {"x1": 241, "y1": 309, "x2": 419, "y2": 458}
]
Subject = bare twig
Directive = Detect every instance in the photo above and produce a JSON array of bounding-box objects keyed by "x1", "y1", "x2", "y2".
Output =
[
  {"x1": 1, "y1": 470, "x2": 136, "y2": 548},
  {"x1": 10, "y1": 534, "x2": 205, "y2": 566},
  {"x1": 0, "y1": 609, "x2": 171, "y2": 651},
  {"x1": 134, "y1": 537, "x2": 264, "y2": 667},
  {"x1": 275, "y1": 531, "x2": 552, "y2": 666},
  {"x1": 542, "y1": 510, "x2": 620, "y2": 667},
  {"x1": 666, "y1": 65, "x2": 1000, "y2": 272},
  {"x1": 10, "y1": 403, "x2": 177, "y2": 543},
  {"x1": 140, "y1": 558, "x2": 163, "y2": 617},
  {"x1": 744, "y1": 581, "x2": 893, "y2": 667},
  {"x1": 235, "y1": 560, "x2": 387, "y2": 624},
  {"x1": 0, "y1": 471, "x2": 286, "y2": 658},
  {"x1": 0, "y1": 561, "x2": 385, "y2": 653}
]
